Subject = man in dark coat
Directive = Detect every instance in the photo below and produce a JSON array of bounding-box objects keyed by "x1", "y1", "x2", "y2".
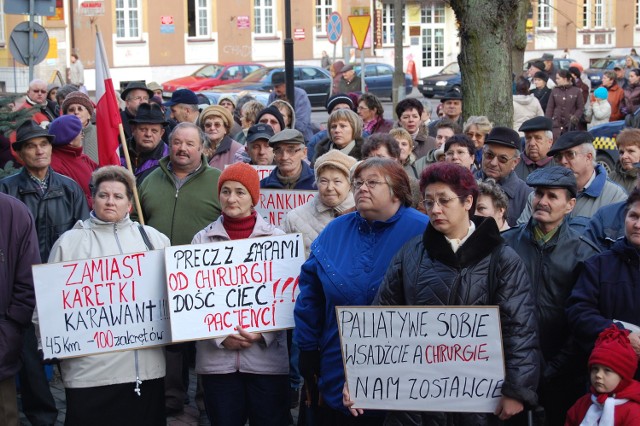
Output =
[
  {"x1": 503, "y1": 166, "x2": 599, "y2": 425},
  {"x1": 0, "y1": 192, "x2": 39, "y2": 425},
  {"x1": 261, "y1": 129, "x2": 316, "y2": 190},
  {"x1": 514, "y1": 116, "x2": 555, "y2": 180},
  {"x1": 0, "y1": 120, "x2": 89, "y2": 426}
]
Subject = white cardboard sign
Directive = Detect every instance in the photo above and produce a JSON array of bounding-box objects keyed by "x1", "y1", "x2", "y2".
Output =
[
  {"x1": 164, "y1": 233, "x2": 305, "y2": 342},
  {"x1": 255, "y1": 189, "x2": 317, "y2": 226},
  {"x1": 33, "y1": 250, "x2": 171, "y2": 359},
  {"x1": 337, "y1": 306, "x2": 505, "y2": 413}
]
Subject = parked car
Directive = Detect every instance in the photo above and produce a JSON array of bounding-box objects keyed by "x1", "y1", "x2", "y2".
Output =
[
  {"x1": 420, "y1": 62, "x2": 461, "y2": 98},
  {"x1": 161, "y1": 63, "x2": 264, "y2": 96},
  {"x1": 584, "y1": 55, "x2": 640, "y2": 88},
  {"x1": 351, "y1": 63, "x2": 413, "y2": 99},
  {"x1": 523, "y1": 57, "x2": 575, "y2": 74}
]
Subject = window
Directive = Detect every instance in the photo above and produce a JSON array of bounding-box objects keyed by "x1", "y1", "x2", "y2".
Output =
[
  {"x1": 188, "y1": 0, "x2": 210, "y2": 37},
  {"x1": 115, "y1": 0, "x2": 140, "y2": 39},
  {"x1": 421, "y1": 3, "x2": 445, "y2": 24},
  {"x1": 421, "y1": 28, "x2": 444, "y2": 68},
  {"x1": 537, "y1": 1, "x2": 552, "y2": 29},
  {"x1": 382, "y1": 4, "x2": 406, "y2": 45},
  {"x1": 254, "y1": 0, "x2": 274, "y2": 35},
  {"x1": 315, "y1": 0, "x2": 333, "y2": 34},
  {"x1": 582, "y1": 0, "x2": 607, "y2": 28}
]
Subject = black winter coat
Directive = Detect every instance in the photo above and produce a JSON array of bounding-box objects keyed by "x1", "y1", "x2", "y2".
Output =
[
  {"x1": 375, "y1": 216, "x2": 539, "y2": 426},
  {"x1": 0, "y1": 168, "x2": 89, "y2": 262},
  {"x1": 314, "y1": 136, "x2": 364, "y2": 163}
]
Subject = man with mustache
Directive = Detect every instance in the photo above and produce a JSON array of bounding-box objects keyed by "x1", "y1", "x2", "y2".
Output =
[{"x1": 502, "y1": 166, "x2": 600, "y2": 425}]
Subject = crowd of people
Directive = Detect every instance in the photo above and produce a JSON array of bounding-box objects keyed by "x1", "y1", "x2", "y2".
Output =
[{"x1": 1, "y1": 51, "x2": 640, "y2": 426}]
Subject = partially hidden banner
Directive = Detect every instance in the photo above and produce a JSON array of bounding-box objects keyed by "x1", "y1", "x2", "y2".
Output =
[
  {"x1": 256, "y1": 189, "x2": 316, "y2": 226},
  {"x1": 33, "y1": 250, "x2": 171, "y2": 359},
  {"x1": 337, "y1": 306, "x2": 505, "y2": 413},
  {"x1": 165, "y1": 233, "x2": 305, "y2": 342}
]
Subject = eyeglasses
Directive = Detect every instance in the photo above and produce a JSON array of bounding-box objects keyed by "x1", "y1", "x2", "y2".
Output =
[
  {"x1": 352, "y1": 179, "x2": 387, "y2": 190},
  {"x1": 357, "y1": 105, "x2": 370, "y2": 111},
  {"x1": 273, "y1": 147, "x2": 303, "y2": 157},
  {"x1": 31, "y1": 89, "x2": 47, "y2": 94},
  {"x1": 483, "y1": 148, "x2": 516, "y2": 164},
  {"x1": 205, "y1": 121, "x2": 224, "y2": 129},
  {"x1": 553, "y1": 150, "x2": 582, "y2": 162},
  {"x1": 422, "y1": 195, "x2": 465, "y2": 211},
  {"x1": 128, "y1": 96, "x2": 149, "y2": 102}
]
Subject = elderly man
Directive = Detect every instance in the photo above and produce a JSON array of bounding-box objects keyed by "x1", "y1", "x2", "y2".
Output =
[
  {"x1": 137, "y1": 122, "x2": 221, "y2": 417},
  {"x1": 0, "y1": 193, "x2": 39, "y2": 426},
  {"x1": 337, "y1": 64, "x2": 361, "y2": 93},
  {"x1": 474, "y1": 127, "x2": 533, "y2": 226},
  {"x1": 515, "y1": 116, "x2": 555, "y2": 180},
  {"x1": 120, "y1": 103, "x2": 169, "y2": 185},
  {"x1": 518, "y1": 131, "x2": 628, "y2": 224},
  {"x1": 0, "y1": 120, "x2": 88, "y2": 426},
  {"x1": 503, "y1": 167, "x2": 599, "y2": 425},
  {"x1": 542, "y1": 53, "x2": 558, "y2": 82},
  {"x1": 17, "y1": 79, "x2": 56, "y2": 125},
  {"x1": 244, "y1": 123, "x2": 275, "y2": 165},
  {"x1": 260, "y1": 129, "x2": 315, "y2": 189},
  {"x1": 163, "y1": 88, "x2": 201, "y2": 125},
  {"x1": 120, "y1": 82, "x2": 153, "y2": 141},
  {"x1": 268, "y1": 71, "x2": 314, "y2": 142}
]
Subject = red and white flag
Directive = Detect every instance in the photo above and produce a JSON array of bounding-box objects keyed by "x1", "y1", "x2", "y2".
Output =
[{"x1": 95, "y1": 28, "x2": 122, "y2": 166}]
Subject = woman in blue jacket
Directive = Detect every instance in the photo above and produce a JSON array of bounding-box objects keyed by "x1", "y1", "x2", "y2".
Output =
[{"x1": 294, "y1": 158, "x2": 429, "y2": 425}]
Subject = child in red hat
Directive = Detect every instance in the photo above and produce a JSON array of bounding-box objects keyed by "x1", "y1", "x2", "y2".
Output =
[{"x1": 565, "y1": 324, "x2": 640, "y2": 425}]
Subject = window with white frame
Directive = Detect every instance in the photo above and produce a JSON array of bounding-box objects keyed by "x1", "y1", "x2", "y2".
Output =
[
  {"x1": 537, "y1": 1, "x2": 552, "y2": 29},
  {"x1": 188, "y1": 0, "x2": 210, "y2": 37},
  {"x1": 421, "y1": 3, "x2": 445, "y2": 68},
  {"x1": 382, "y1": 4, "x2": 405, "y2": 45},
  {"x1": 254, "y1": 0, "x2": 274, "y2": 35},
  {"x1": 315, "y1": 0, "x2": 333, "y2": 34},
  {"x1": 421, "y1": 3, "x2": 445, "y2": 24},
  {"x1": 115, "y1": 0, "x2": 141, "y2": 39},
  {"x1": 582, "y1": 0, "x2": 607, "y2": 28}
]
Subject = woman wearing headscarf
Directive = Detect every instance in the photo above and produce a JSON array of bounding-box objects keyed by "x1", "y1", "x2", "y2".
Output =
[
  {"x1": 200, "y1": 105, "x2": 243, "y2": 170},
  {"x1": 61, "y1": 91, "x2": 98, "y2": 164}
]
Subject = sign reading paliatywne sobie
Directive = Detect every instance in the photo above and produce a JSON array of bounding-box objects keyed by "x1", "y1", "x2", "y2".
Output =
[
  {"x1": 338, "y1": 306, "x2": 505, "y2": 413},
  {"x1": 33, "y1": 250, "x2": 171, "y2": 359},
  {"x1": 255, "y1": 189, "x2": 316, "y2": 226},
  {"x1": 165, "y1": 233, "x2": 305, "y2": 342}
]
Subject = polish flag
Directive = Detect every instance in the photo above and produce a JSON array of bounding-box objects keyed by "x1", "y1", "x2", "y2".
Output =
[{"x1": 95, "y1": 28, "x2": 122, "y2": 166}]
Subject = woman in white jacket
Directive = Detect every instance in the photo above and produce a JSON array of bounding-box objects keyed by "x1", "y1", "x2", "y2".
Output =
[
  {"x1": 47, "y1": 166, "x2": 170, "y2": 425},
  {"x1": 513, "y1": 77, "x2": 544, "y2": 136}
]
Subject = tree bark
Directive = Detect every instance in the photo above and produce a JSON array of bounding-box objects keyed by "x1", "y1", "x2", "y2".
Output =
[{"x1": 448, "y1": 0, "x2": 530, "y2": 127}]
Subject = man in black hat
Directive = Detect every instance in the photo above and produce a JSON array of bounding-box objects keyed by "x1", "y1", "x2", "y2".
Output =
[
  {"x1": 515, "y1": 116, "x2": 555, "y2": 180},
  {"x1": 0, "y1": 120, "x2": 88, "y2": 426},
  {"x1": 503, "y1": 166, "x2": 599, "y2": 425},
  {"x1": 427, "y1": 89, "x2": 463, "y2": 136},
  {"x1": 267, "y1": 71, "x2": 315, "y2": 142},
  {"x1": 518, "y1": 131, "x2": 628, "y2": 224},
  {"x1": 474, "y1": 126, "x2": 532, "y2": 226},
  {"x1": 120, "y1": 81, "x2": 154, "y2": 141},
  {"x1": 244, "y1": 123, "x2": 275, "y2": 166},
  {"x1": 163, "y1": 88, "x2": 201, "y2": 126},
  {"x1": 119, "y1": 103, "x2": 170, "y2": 185}
]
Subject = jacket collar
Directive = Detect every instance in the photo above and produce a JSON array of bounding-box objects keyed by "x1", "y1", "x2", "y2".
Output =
[
  {"x1": 581, "y1": 164, "x2": 607, "y2": 198},
  {"x1": 201, "y1": 212, "x2": 275, "y2": 240},
  {"x1": 521, "y1": 153, "x2": 553, "y2": 167}
]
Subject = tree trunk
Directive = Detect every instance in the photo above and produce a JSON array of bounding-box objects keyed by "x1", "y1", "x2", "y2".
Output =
[{"x1": 448, "y1": 0, "x2": 530, "y2": 127}]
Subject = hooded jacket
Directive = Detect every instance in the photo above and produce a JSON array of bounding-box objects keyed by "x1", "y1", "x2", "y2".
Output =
[{"x1": 513, "y1": 94, "x2": 544, "y2": 136}]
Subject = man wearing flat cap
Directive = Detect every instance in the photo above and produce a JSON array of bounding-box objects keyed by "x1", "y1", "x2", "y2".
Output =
[
  {"x1": 268, "y1": 72, "x2": 315, "y2": 143},
  {"x1": 260, "y1": 129, "x2": 316, "y2": 189},
  {"x1": 337, "y1": 64, "x2": 361, "y2": 93},
  {"x1": 244, "y1": 123, "x2": 275, "y2": 166},
  {"x1": 0, "y1": 120, "x2": 88, "y2": 426},
  {"x1": 518, "y1": 130, "x2": 627, "y2": 224},
  {"x1": 503, "y1": 166, "x2": 599, "y2": 426},
  {"x1": 119, "y1": 103, "x2": 169, "y2": 185},
  {"x1": 475, "y1": 126, "x2": 532, "y2": 226},
  {"x1": 427, "y1": 89, "x2": 463, "y2": 136},
  {"x1": 120, "y1": 81, "x2": 154, "y2": 141},
  {"x1": 515, "y1": 116, "x2": 555, "y2": 180}
]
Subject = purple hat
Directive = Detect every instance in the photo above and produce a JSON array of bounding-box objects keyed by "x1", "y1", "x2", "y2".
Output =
[{"x1": 48, "y1": 115, "x2": 83, "y2": 146}]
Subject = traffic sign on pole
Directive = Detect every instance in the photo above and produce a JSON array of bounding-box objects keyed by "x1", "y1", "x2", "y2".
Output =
[
  {"x1": 327, "y1": 12, "x2": 342, "y2": 44},
  {"x1": 347, "y1": 15, "x2": 371, "y2": 51},
  {"x1": 9, "y1": 22, "x2": 49, "y2": 66}
]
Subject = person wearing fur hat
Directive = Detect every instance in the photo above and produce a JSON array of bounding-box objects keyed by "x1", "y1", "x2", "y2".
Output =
[
  {"x1": 532, "y1": 71, "x2": 552, "y2": 113},
  {"x1": 565, "y1": 325, "x2": 640, "y2": 426},
  {"x1": 191, "y1": 162, "x2": 289, "y2": 426},
  {"x1": 199, "y1": 105, "x2": 244, "y2": 171},
  {"x1": 61, "y1": 90, "x2": 98, "y2": 164},
  {"x1": 48, "y1": 114, "x2": 98, "y2": 207}
]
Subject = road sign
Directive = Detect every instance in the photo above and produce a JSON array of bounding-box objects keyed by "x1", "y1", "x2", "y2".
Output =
[
  {"x1": 327, "y1": 12, "x2": 342, "y2": 44},
  {"x1": 348, "y1": 15, "x2": 371, "y2": 50},
  {"x1": 294, "y1": 28, "x2": 305, "y2": 40},
  {"x1": 78, "y1": 0, "x2": 105, "y2": 16},
  {"x1": 9, "y1": 22, "x2": 50, "y2": 66},
  {"x1": 4, "y1": 0, "x2": 55, "y2": 16}
]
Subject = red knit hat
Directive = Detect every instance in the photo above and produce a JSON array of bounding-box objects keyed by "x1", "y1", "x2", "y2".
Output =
[
  {"x1": 218, "y1": 162, "x2": 260, "y2": 206},
  {"x1": 589, "y1": 324, "x2": 639, "y2": 380}
]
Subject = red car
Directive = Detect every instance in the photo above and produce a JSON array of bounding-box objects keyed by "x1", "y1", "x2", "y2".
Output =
[{"x1": 162, "y1": 63, "x2": 264, "y2": 96}]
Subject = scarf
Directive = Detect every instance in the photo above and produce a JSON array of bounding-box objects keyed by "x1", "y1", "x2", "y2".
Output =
[
  {"x1": 363, "y1": 116, "x2": 382, "y2": 134},
  {"x1": 580, "y1": 393, "x2": 628, "y2": 426}
]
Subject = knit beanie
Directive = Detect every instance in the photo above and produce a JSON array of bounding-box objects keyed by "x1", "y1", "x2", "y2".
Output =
[
  {"x1": 589, "y1": 324, "x2": 638, "y2": 380},
  {"x1": 218, "y1": 162, "x2": 260, "y2": 206},
  {"x1": 314, "y1": 149, "x2": 357, "y2": 178},
  {"x1": 256, "y1": 106, "x2": 285, "y2": 132},
  {"x1": 594, "y1": 87, "x2": 608, "y2": 100},
  {"x1": 48, "y1": 115, "x2": 83, "y2": 146},
  {"x1": 61, "y1": 91, "x2": 95, "y2": 116},
  {"x1": 199, "y1": 105, "x2": 233, "y2": 133},
  {"x1": 326, "y1": 94, "x2": 355, "y2": 114}
]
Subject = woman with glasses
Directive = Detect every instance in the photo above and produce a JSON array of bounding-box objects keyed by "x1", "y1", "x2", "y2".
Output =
[
  {"x1": 199, "y1": 105, "x2": 244, "y2": 170},
  {"x1": 357, "y1": 93, "x2": 393, "y2": 135},
  {"x1": 314, "y1": 109, "x2": 365, "y2": 162},
  {"x1": 345, "y1": 162, "x2": 538, "y2": 424},
  {"x1": 294, "y1": 158, "x2": 429, "y2": 425},
  {"x1": 463, "y1": 116, "x2": 493, "y2": 166}
]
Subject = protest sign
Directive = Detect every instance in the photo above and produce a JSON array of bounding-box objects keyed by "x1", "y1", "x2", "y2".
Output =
[
  {"x1": 252, "y1": 165, "x2": 275, "y2": 180},
  {"x1": 338, "y1": 306, "x2": 505, "y2": 413},
  {"x1": 165, "y1": 233, "x2": 305, "y2": 341},
  {"x1": 33, "y1": 250, "x2": 171, "y2": 359},
  {"x1": 255, "y1": 189, "x2": 316, "y2": 226}
]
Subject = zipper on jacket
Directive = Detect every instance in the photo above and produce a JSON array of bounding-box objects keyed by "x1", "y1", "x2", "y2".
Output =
[{"x1": 448, "y1": 267, "x2": 467, "y2": 305}]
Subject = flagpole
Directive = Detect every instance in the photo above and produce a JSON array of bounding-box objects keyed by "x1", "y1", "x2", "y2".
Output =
[{"x1": 95, "y1": 25, "x2": 145, "y2": 225}]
